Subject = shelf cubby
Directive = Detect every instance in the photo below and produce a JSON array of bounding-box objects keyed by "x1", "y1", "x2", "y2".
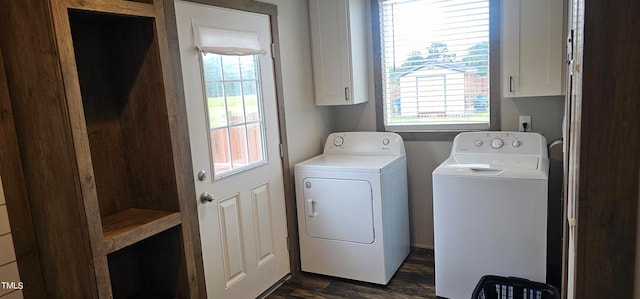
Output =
[
  {"x1": 69, "y1": 9, "x2": 179, "y2": 225},
  {"x1": 107, "y1": 226, "x2": 187, "y2": 299}
]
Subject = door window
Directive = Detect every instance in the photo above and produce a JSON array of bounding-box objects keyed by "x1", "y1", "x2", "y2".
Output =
[{"x1": 200, "y1": 53, "x2": 267, "y2": 179}]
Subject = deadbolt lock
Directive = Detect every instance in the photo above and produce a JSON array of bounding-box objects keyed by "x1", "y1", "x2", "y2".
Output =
[{"x1": 197, "y1": 170, "x2": 207, "y2": 181}]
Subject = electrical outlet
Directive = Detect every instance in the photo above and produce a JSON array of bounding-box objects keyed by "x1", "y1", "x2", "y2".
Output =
[{"x1": 519, "y1": 115, "x2": 532, "y2": 132}]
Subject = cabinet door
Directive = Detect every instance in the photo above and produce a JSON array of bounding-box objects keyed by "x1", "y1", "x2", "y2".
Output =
[
  {"x1": 309, "y1": 0, "x2": 368, "y2": 105},
  {"x1": 502, "y1": 0, "x2": 565, "y2": 97}
]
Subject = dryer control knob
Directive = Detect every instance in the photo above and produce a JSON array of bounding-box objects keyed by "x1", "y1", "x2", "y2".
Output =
[
  {"x1": 474, "y1": 140, "x2": 483, "y2": 147},
  {"x1": 490, "y1": 138, "x2": 504, "y2": 149},
  {"x1": 512, "y1": 140, "x2": 521, "y2": 147},
  {"x1": 334, "y1": 136, "x2": 344, "y2": 147}
]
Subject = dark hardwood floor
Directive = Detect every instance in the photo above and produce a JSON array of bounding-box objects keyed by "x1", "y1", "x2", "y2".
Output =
[{"x1": 267, "y1": 247, "x2": 436, "y2": 299}]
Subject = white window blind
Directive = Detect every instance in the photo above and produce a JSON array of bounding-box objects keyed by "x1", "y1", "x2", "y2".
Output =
[
  {"x1": 192, "y1": 20, "x2": 266, "y2": 56},
  {"x1": 378, "y1": 0, "x2": 491, "y2": 132}
]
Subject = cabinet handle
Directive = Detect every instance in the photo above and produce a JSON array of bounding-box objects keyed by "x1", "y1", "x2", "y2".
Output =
[
  {"x1": 509, "y1": 76, "x2": 514, "y2": 92},
  {"x1": 344, "y1": 87, "x2": 349, "y2": 101}
]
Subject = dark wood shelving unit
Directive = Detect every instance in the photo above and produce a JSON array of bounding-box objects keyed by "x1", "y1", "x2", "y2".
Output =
[
  {"x1": 108, "y1": 226, "x2": 188, "y2": 299},
  {"x1": 0, "y1": 0, "x2": 205, "y2": 298}
]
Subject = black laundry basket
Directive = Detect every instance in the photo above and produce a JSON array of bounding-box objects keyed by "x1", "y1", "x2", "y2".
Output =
[{"x1": 471, "y1": 275, "x2": 560, "y2": 299}]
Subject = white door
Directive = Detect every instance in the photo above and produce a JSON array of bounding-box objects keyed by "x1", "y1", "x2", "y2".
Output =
[{"x1": 175, "y1": 2, "x2": 290, "y2": 298}]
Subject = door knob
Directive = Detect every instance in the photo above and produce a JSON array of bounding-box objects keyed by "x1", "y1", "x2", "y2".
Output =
[{"x1": 200, "y1": 192, "x2": 215, "y2": 203}]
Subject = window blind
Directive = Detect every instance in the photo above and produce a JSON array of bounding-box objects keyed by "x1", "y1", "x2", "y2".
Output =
[
  {"x1": 378, "y1": 0, "x2": 491, "y2": 131},
  {"x1": 192, "y1": 20, "x2": 266, "y2": 56}
]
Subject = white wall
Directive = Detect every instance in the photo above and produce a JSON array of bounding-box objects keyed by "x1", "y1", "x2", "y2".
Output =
[
  {"x1": 501, "y1": 96, "x2": 565, "y2": 143},
  {"x1": 404, "y1": 141, "x2": 452, "y2": 247},
  {"x1": 257, "y1": 0, "x2": 334, "y2": 166}
]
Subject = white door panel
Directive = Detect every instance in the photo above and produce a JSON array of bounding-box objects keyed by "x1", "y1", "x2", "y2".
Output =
[
  {"x1": 217, "y1": 193, "x2": 247, "y2": 288},
  {"x1": 251, "y1": 183, "x2": 276, "y2": 267},
  {"x1": 175, "y1": 1, "x2": 289, "y2": 298}
]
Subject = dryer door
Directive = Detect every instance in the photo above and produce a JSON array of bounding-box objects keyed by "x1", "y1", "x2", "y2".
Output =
[{"x1": 302, "y1": 177, "x2": 374, "y2": 244}]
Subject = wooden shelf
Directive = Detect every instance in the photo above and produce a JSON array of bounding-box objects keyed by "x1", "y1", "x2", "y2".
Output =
[
  {"x1": 65, "y1": 0, "x2": 156, "y2": 17},
  {"x1": 102, "y1": 208, "x2": 181, "y2": 254}
]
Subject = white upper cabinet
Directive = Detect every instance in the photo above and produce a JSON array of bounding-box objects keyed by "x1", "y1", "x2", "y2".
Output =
[
  {"x1": 502, "y1": 0, "x2": 566, "y2": 97},
  {"x1": 309, "y1": 0, "x2": 368, "y2": 106}
]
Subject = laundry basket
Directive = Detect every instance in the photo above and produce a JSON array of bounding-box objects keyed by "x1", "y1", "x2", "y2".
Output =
[{"x1": 471, "y1": 275, "x2": 560, "y2": 299}]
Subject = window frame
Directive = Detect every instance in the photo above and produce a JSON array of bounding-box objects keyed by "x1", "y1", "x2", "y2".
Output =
[
  {"x1": 372, "y1": 0, "x2": 501, "y2": 141},
  {"x1": 198, "y1": 52, "x2": 269, "y2": 180}
]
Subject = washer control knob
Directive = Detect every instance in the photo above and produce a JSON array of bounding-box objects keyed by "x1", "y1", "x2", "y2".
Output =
[
  {"x1": 334, "y1": 136, "x2": 344, "y2": 147},
  {"x1": 474, "y1": 139, "x2": 483, "y2": 147},
  {"x1": 382, "y1": 138, "x2": 390, "y2": 145},
  {"x1": 490, "y1": 138, "x2": 504, "y2": 149},
  {"x1": 512, "y1": 140, "x2": 521, "y2": 147}
]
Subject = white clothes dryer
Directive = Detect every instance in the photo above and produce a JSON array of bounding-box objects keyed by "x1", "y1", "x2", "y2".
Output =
[
  {"x1": 295, "y1": 132, "x2": 409, "y2": 284},
  {"x1": 432, "y1": 131, "x2": 549, "y2": 299}
]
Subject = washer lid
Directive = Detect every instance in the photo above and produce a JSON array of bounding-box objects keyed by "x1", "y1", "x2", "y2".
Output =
[
  {"x1": 294, "y1": 154, "x2": 405, "y2": 173},
  {"x1": 450, "y1": 154, "x2": 539, "y2": 169},
  {"x1": 434, "y1": 154, "x2": 547, "y2": 179}
]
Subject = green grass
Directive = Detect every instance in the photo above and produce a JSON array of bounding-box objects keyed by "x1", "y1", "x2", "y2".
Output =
[{"x1": 207, "y1": 95, "x2": 259, "y2": 128}]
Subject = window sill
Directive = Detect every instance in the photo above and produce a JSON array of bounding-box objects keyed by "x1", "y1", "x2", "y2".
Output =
[{"x1": 382, "y1": 130, "x2": 502, "y2": 142}]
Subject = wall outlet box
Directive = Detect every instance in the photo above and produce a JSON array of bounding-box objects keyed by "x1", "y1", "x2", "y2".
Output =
[{"x1": 519, "y1": 115, "x2": 532, "y2": 132}]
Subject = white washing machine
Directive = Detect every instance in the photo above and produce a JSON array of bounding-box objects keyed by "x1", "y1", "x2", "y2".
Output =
[
  {"x1": 294, "y1": 132, "x2": 409, "y2": 284},
  {"x1": 432, "y1": 131, "x2": 549, "y2": 299}
]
